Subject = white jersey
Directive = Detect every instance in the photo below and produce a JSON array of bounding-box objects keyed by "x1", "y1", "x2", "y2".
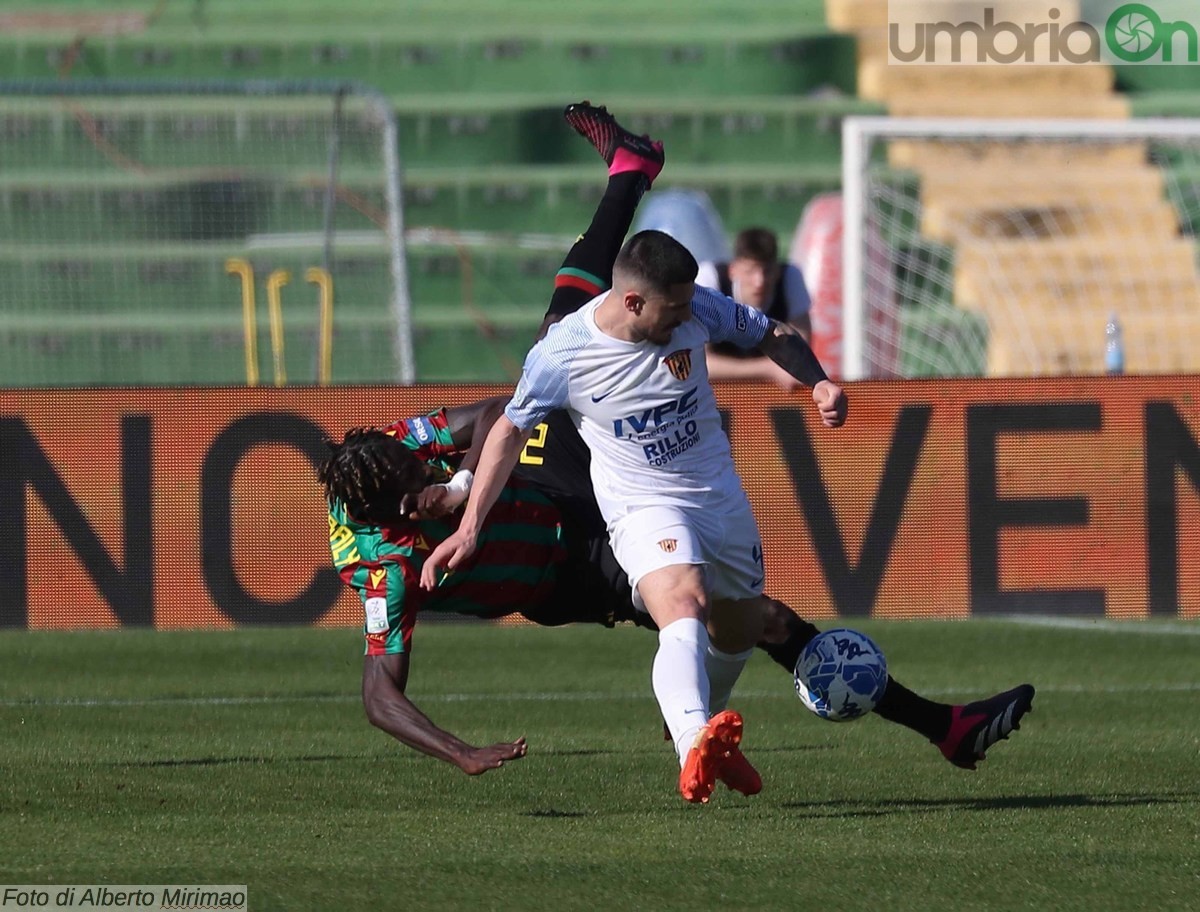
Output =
[{"x1": 504, "y1": 285, "x2": 771, "y2": 524}]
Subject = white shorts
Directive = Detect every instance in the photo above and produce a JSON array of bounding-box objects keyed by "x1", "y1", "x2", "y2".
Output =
[{"x1": 608, "y1": 495, "x2": 765, "y2": 612}]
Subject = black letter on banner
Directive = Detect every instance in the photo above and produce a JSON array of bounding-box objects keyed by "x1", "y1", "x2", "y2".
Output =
[
  {"x1": 1144, "y1": 402, "x2": 1200, "y2": 617},
  {"x1": 770, "y1": 405, "x2": 930, "y2": 615},
  {"x1": 0, "y1": 416, "x2": 152, "y2": 628},
  {"x1": 201, "y1": 413, "x2": 341, "y2": 625},
  {"x1": 966, "y1": 404, "x2": 1103, "y2": 614}
]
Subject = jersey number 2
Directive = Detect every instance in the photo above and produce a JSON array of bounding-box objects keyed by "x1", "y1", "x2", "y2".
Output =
[{"x1": 519, "y1": 422, "x2": 549, "y2": 465}]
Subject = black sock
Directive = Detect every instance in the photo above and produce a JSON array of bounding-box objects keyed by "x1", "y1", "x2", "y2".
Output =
[
  {"x1": 545, "y1": 171, "x2": 646, "y2": 320},
  {"x1": 756, "y1": 604, "x2": 818, "y2": 674},
  {"x1": 873, "y1": 677, "x2": 953, "y2": 742}
]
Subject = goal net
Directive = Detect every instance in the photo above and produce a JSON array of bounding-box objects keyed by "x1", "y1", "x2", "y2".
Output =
[
  {"x1": 841, "y1": 116, "x2": 1200, "y2": 380},
  {"x1": 0, "y1": 81, "x2": 412, "y2": 386}
]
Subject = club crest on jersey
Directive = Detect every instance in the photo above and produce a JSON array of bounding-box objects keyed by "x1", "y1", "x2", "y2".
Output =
[
  {"x1": 662, "y1": 349, "x2": 692, "y2": 381},
  {"x1": 658, "y1": 539, "x2": 678, "y2": 553}
]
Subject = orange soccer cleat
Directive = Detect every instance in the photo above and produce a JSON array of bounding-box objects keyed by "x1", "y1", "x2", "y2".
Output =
[{"x1": 679, "y1": 709, "x2": 747, "y2": 804}]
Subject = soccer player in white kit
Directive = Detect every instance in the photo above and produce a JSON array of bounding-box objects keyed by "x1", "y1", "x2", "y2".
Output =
[{"x1": 423, "y1": 229, "x2": 846, "y2": 803}]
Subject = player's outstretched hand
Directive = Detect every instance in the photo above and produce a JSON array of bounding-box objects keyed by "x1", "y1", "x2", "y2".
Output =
[
  {"x1": 420, "y1": 528, "x2": 478, "y2": 590},
  {"x1": 812, "y1": 379, "x2": 847, "y2": 428},
  {"x1": 457, "y1": 737, "x2": 528, "y2": 776}
]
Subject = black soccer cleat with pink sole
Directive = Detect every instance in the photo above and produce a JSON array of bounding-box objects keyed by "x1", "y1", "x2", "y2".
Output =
[
  {"x1": 564, "y1": 101, "x2": 664, "y2": 177},
  {"x1": 936, "y1": 684, "x2": 1035, "y2": 770}
]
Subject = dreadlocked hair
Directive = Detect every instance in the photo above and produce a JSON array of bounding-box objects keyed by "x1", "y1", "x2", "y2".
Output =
[{"x1": 316, "y1": 427, "x2": 428, "y2": 526}]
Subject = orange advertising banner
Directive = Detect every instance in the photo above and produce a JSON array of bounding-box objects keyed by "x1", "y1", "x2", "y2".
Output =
[{"x1": 1, "y1": 377, "x2": 1197, "y2": 631}]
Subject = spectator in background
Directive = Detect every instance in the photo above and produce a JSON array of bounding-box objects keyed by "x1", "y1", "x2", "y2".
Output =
[{"x1": 697, "y1": 227, "x2": 812, "y2": 389}]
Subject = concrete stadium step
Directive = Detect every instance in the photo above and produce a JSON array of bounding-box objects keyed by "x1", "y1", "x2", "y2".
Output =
[
  {"x1": 0, "y1": 239, "x2": 571, "y2": 320},
  {"x1": 886, "y1": 93, "x2": 1131, "y2": 119},
  {"x1": 959, "y1": 275, "x2": 1200, "y2": 313},
  {"x1": 0, "y1": 315, "x2": 531, "y2": 385},
  {"x1": 0, "y1": 162, "x2": 844, "y2": 242},
  {"x1": 0, "y1": 242, "x2": 392, "y2": 313},
  {"x1": 887, "y1": 139, "x2": 1147, "y2": 172},
  {"x1": 856, "y1": 57, "x2": 1115, "y2": 103},
  {"x1": 953, "y1": 237, "x2": 1200, "y2": 309},
  {"x1": 0, "y1": 315, "x2": 396, "y2": 385},
  {"x1": 0, "y1": 30, "x2": 857, "y2": 97},
  {"x1": 916, "y1": 166, "x2": 1167, "y2": 207},
  {"x1": 0, "y1": 0, "x2": 831, "y2": 37},
  {"x1": 922, "y1": 199, "x2": 1180, "y2": 243},
  {"x1": 826, "y1": 0, "x2": 1085, "y2": 30},
  {"x1": 986, "y1": 309, "x2": 1200, "y2": 376},
  {"x1": 0, "y1": 94, "x2": 877, "y2": 170}
]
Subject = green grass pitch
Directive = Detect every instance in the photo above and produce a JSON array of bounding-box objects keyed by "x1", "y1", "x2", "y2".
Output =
[{"x1": 1, "y1": 619, "x2": 1197, "y2": 911}]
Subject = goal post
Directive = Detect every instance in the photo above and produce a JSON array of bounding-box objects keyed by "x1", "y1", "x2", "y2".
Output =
[
  {"x1": 0, "y1": 78, "x2": 414, "y2": 385},
  {"x1": 841, "y1": 115, "x2": 1200, "y2": 381}
]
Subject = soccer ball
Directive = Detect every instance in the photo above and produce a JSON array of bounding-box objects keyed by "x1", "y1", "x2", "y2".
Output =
[{"x1": 794, "y1": 628, "x2": 888, "y2": 721}]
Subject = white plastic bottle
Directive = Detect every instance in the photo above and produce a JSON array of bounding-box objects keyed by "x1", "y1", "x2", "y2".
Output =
[{"x1": 1105, "y1": 312, "x2": 1124, "y2": 375}]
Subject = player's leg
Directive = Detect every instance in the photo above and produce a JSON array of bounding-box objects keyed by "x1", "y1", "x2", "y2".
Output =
[
  {"x1": 610, "y1": 509, "x2": 745, "y2": 804},
  {"x1": 702, "y1": 595, "x2": 766, "y2": 798},
  {"x1": 636, "y1": 562, "x2": 713, "y2": 750},
  {"x1": 706, "y1": 595, "x2": 765, "y2": 714},
  {"x1": 698, "y1": 496, "x2": 768, "y2": 717},
  {"x1": 756, "y1": 596, "x2": 1034, "y2": 769},
  {"x1": 540, "y1": 103, "x2": 664, "y2": 335},
  {"x1": 681, "y1": 499, "x2": 766, "y2": 798},
  {"x1": 635, "y1": 562, "x2": 739, "y2": 805}
]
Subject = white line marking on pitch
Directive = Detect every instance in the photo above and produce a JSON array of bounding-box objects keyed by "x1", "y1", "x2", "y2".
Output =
[
  {"x1": 3, "y1": 682, "x2": 1198, "y2": 709},
  {"x1": 993, "y1": 615, "x2": 1200, "y2": 636}
]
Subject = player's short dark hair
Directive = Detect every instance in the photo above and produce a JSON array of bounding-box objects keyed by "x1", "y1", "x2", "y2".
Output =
[
  {"x1": 732, "y1": 227, "x2": 778, "y2": 264},
  {"x1": 317, "y1": 428, "x2": 427, "y2": 526},
  {"x1": 614, "y1": 230, "x2": 698, "y2": 294}
]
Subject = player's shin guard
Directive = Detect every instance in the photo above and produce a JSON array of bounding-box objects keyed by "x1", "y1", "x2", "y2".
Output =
[
  {"x1": 705, "y1": 644, "x2": 754, "y2": 715},
  {"x1": 651, "y1": 617, "x2": 712, "y2": 765}
]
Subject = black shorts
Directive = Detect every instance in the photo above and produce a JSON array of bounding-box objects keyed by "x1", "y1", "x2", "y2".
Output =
[
  {"x1": 512, "y1": 411, "x2": 646, "y2": 629},
  {"x1": 522, "y1": 505, "x2": 640, "y2": 628}
]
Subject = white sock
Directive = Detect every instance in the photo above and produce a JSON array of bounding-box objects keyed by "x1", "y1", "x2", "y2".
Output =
[
  {"x1": 706, "y1": 644, "x2": 755, "y2": 715},
  {"x1": 651, "y1": 617, "x2": 711, "y2": 765}
]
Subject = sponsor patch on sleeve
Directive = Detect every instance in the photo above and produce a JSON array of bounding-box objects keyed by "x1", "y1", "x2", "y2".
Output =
[
  {"x1": 364, "y1": 597, "x2": 389, "y2": 633},
  {"x1": 408, "y1": 416, "x2": 434, "y2": 444},
  {"x1": 735, "y1": 306, "x2": 748, "y2": 333}
]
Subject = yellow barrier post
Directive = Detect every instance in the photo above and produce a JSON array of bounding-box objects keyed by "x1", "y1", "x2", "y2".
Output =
[
  {"x1": 305, "y1": 267, "x2": 334, "y2": 386},
  {"x1": 266, "y1": 269, "x2": 291, "y2": 387},
  {"x1": 225, "y1": 258, "x2": 258, "y2": 387}
]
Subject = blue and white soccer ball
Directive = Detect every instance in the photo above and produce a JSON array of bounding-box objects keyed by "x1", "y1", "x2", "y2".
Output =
[{"x1": 794, "y1": 628, "x2": 888, "y2": 721}]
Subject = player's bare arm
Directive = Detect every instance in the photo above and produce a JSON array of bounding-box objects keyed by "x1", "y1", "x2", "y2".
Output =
[
  {"x1": 404, "y1": 397, "x2": 508, "y2": 519},
  {"x1": 757, "y1": 320, "x2": 847, "y2": 427},
  {"x1": 362, "y1": 652, "x2": 526, "y2": 775},
  {"x1": 420, "y1": 414, "x2": 531, "y2": 589},
  {"x1": 444, "y1": 396, "x2": 509, "y2": 473}
]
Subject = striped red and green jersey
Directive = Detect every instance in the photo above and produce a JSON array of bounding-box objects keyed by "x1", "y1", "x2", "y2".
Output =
[{"x1": 326, "y1": 409, "x2": 565, "y2": 655}]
